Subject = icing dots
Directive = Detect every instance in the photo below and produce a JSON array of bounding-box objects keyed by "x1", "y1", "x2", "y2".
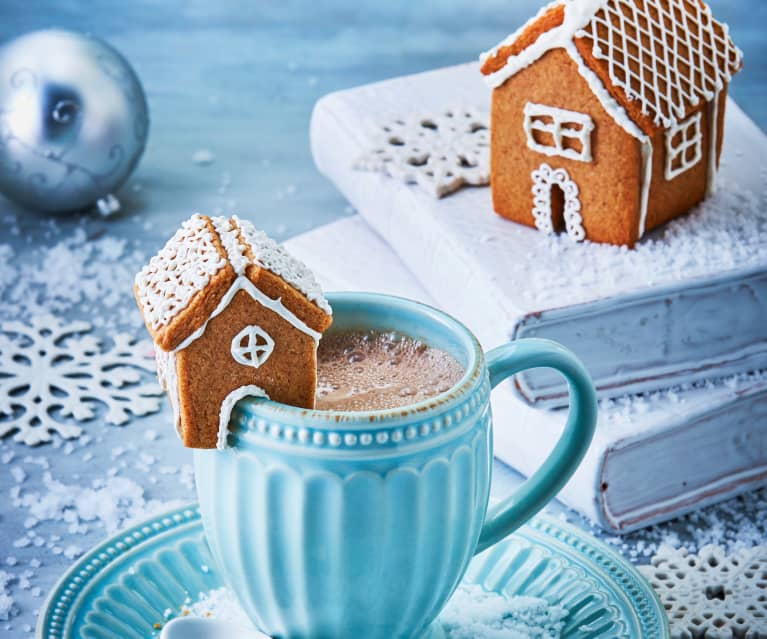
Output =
[
  {"x1": 211, "y1": 216, "x2": 249, "y2": 275},
  {"x1": 135, "y1": 214, "x2": 226, "y2": 332},
  {"x1": 234, "y1": 216, "x2": 332, "y2": 315},
  {"x1": 531, "y1": 163, "x2": 586, "y2": 242},
  {"x1": 135, "y1": 214, "x2": 331, "y2": 337}
]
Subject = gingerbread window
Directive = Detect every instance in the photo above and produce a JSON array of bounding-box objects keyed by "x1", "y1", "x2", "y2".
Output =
[
  {"x1": 523, "y1": 103, "x2": 594, "y2": 163},
  {"x1": 665, "y1": 112, "x2": 703, "y2": 180},
  {"x1": 231, "y1": 325, "x2": 275, "y2": 368}
]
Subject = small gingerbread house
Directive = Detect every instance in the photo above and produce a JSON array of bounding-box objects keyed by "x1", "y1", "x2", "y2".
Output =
[
  {"x1": 134, "y1": 214, "x2": 332, "y2": 449},
  {"x1": 480, "y1": 0, "x2": 743, "y2": 247}
]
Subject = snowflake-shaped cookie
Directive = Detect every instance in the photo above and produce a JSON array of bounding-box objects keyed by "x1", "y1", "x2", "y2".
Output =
[
  {"x1": 640, "y1": 544, "x2": 767, "y2": 639},
  {"x1": 0, "y1": 316, "x2": 163, "y2": 445},
  {"x1": 355, "y1": 106, "x2": 490, "y2": 198}
]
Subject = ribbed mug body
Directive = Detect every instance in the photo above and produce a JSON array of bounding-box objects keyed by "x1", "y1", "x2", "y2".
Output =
[
  {"x1": 194, "y1": 292, "x2": 492, "y2": 638},
  {"x1": 194, "y1": 377, "x2": 492, "y2": 639}
]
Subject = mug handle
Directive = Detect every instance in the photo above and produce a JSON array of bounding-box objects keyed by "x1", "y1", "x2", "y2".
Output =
[{"x1": 475, "y1": 338, "x2": 597, "y2": 555}]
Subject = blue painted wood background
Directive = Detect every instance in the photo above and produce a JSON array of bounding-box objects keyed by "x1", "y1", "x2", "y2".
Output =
[
  {"x1": 0, "y1": 2, "x2": 763, "y2": 636},
  {"x1": 0, "y1": 0, "x2": 763, "y2": 243}
]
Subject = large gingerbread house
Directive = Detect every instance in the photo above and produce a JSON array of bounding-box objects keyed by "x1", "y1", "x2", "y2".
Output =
[
  {"x1": 480, "y1": 0, "x2": 743, "y2": 247},
  {"x1": 134, "y1": 214, "x2": 332, "y2": 449}
]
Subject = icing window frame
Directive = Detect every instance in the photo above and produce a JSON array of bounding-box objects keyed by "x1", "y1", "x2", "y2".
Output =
[
  {"x1": 231, "y1": 324, "x2": 275, "y2": 369},
  {"x1": 523, "y1": 103, "x2": 595, "y2": 163},
  {"x1": 665, "y1": 112, "x2": 703, "y2": 181}
]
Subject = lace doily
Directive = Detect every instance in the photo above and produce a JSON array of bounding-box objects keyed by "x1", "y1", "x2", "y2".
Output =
[
  {"x1": 640, "y1": 544, "x2": 767, "y2": 639},
  {"x1": 0, "y1": 316, "x2": 162, "y2": 445},
  {"x1": 355, "y1": 106, "x2": 490, "y2": 198}
]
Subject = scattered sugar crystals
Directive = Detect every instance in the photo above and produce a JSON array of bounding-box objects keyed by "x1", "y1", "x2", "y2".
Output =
[
  {"x1": 597, "y1": 486, "x2": 767, "y2": 560},
  {"x1": 0, "y1": 224, "x2": 147, "y2": 330},
  {"x1": 517, "y1": 174, "x2": 767, "y2": 307},
  {"x1": 192, "y1": 149, "x2": 215, "y2": 166},
  {"x1": 0, "y1": 435, "x2": 193, "y2": 634},
  {"x1": 599, "y1": 369, "x2": 767, "y2": 433},
  {"x1": 0, "y1": 571, "x2": 17, "y2": 621},
  {"x1": 178, "y1": 584, "x2": 569, "y2": 639}
]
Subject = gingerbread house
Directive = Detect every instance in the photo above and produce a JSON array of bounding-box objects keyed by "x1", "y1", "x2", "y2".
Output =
[
  {"x1": 134, "y1": 214, "x2": 332, "y2": 449},
  {"x1": 480, "y1": 0, "x2": 743, "y2": 247}
]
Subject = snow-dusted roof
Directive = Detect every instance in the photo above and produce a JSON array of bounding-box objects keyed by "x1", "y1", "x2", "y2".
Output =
[
  {"x1": 481, "y1": 0, "x2": 743, "y2": 134},
  {"x1": 135, "y1": 214, "x2": 331, "y2": 335},
  {"x1": 135, "y1": 214, "x2": 225, "y2": 332}
]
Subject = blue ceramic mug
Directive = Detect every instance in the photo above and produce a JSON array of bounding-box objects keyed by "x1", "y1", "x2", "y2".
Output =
[{"x1": 194, "y1": 292, "x2": 597, "y2": 639}]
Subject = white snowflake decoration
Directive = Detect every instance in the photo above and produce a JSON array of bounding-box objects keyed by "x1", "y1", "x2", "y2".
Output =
[
  {"x1": 0, "y1": 316, "x2": 163, "y2": 446},
  {"x1": 640, "y1": 544, "x2": 767, "y2": 639},
  {"x1": 355, "y1": 106, "x2": 490, "y2": 198}
]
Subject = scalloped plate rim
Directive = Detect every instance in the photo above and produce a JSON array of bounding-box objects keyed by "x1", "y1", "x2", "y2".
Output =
[{"x1": 36, "y1": 503, "x2": 669, "y2": 639}]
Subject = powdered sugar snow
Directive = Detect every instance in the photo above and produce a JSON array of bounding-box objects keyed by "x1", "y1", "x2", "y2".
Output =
[
  {"x1": 0, "y1": 223, "x2": 147, "y2": 330},
  {"x1": 179, "y1": 584, "x2": 569, "y2": 639}
]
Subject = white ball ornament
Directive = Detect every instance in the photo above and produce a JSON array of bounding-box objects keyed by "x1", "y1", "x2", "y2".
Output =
[{"x1": 0, "y1": 29, "x2": 149, "y2": 213}]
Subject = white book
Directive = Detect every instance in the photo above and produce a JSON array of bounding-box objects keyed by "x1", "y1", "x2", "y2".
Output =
[
  {"x1": 285, "y1": 216, "x2": 767, "y2": 533},
  {"x1": 310, "y1": 62, "x2": 767, "y2": 408}
]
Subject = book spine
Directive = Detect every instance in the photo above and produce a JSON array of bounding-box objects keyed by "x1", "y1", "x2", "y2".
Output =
[
  {"x1": 513, "y1": 267, "x2": 767, "y2": 408},
  {"x1": 598, "y1": 381, "x2": 767, "y2": 532}
]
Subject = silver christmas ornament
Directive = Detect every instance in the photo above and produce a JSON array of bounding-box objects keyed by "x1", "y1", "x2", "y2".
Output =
[{"x1": 0, "y1": 29, "x2": 149, "y2": 213}]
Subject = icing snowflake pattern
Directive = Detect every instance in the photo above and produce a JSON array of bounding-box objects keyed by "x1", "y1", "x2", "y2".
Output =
[
  {"x1": 641, "y1": 544, "x2": 767, "y2": 639},
  {"x1": 355, "y1": 106, "x2": 490, "y2": 198},
  {"x1": 0, "y1": 316, "x2": 163, "y2": 445}
]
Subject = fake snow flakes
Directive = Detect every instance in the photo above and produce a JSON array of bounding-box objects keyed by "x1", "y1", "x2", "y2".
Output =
[
  {"x1": 641, "y1": 544, "x2": 767, "y2": 639},
  {"x1": 355, "y1": 106, "x2": 490, "y2": 198},
  {"x1": 440, "y1": 584, "x2": 568, "y2": 639},
  {"x1": 0, "y1": 571, "x2": 16, "y2": 622},
  {"x1": 0, "y1": 316, "x2": 162, "y2": 445}
]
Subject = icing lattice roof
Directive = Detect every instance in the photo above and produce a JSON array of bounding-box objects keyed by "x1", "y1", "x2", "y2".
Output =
[
  {"x1": 135, "y1": 214, "x2": 331, "y2": 336},
  {"x1": 481, "y1": 0, "x2": 743, "y2": 133}
]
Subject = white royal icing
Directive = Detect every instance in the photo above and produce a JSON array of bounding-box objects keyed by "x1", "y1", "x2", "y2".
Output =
[
  {"x1": 665, "y1": 112, "x2": 704, "y2": 182},
  {"x1": 531, "y1": 163, "x2": 586, "y2": 242},
  {"x1": 156, "y1": 349, "x2": 181, "y2": 438},
  {"x1": 706, "y1": 93, "x2": 721, "y2": 197},
  {"x1": 562, "y1": 42, "x2": 648, "y2": 142},
  {"x1": 638, "y1": 141, "x2": 654, "y2": 240},
  {"x1": 135, "y1": 214, "x2": 227, "y2": 331},
  {"x1": 217, "y1": 385, "x2": 269, "y2": 450},
  {"x1": 211, "y1": 216, "x2": 249, "y2": 275},
  {"x1": 482, "y1": 0, "x2": 741, "y2": 140},
  {"x1": 230, "y1": 324, "x2": 275, "y2": 368},
  {"x1": 139, "y1": 214, "x2": 330, "y2": 449},
  {"x1": 174, "y1": 275, "x2": 322, "y2": 354},
  {"x1": 576, "y1": 0, "x2": 743, "y2": 129},
  {"x1": 234, "y1": 216, "x2": 332, "y2": 316},
  {"x1": 480, "y1": 0, "x2": 605, "y2": 89},
  {"x1": 523, "y1": 102, "x2": 594, "y2": 163}
]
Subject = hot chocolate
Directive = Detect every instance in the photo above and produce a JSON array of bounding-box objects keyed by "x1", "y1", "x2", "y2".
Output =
[{"x1": 315, "y1": 330, "x2": 465, "y2": 412}]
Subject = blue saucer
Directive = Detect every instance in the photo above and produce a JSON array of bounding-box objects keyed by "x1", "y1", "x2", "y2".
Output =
[{"x1": 37, "y1": 504, "x2": 668, "y2": 638}]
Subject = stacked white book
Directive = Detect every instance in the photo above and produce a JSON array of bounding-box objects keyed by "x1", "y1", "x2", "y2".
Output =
[{"x1": 305, "y1": 63, "x2": 767, "y2": 532}]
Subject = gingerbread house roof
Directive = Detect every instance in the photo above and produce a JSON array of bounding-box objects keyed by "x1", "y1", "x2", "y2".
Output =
[
  {"x1": 135, "y1": 214, "x2": 331, "y2": 350},
  {"x1": 481, "y1": 0, "x2": 743, "y2": 136}
]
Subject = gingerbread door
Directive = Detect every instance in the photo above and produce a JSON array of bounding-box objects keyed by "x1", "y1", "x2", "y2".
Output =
[{"x1": 531, "y1": 163, "x2": 586, "y2": 242}]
